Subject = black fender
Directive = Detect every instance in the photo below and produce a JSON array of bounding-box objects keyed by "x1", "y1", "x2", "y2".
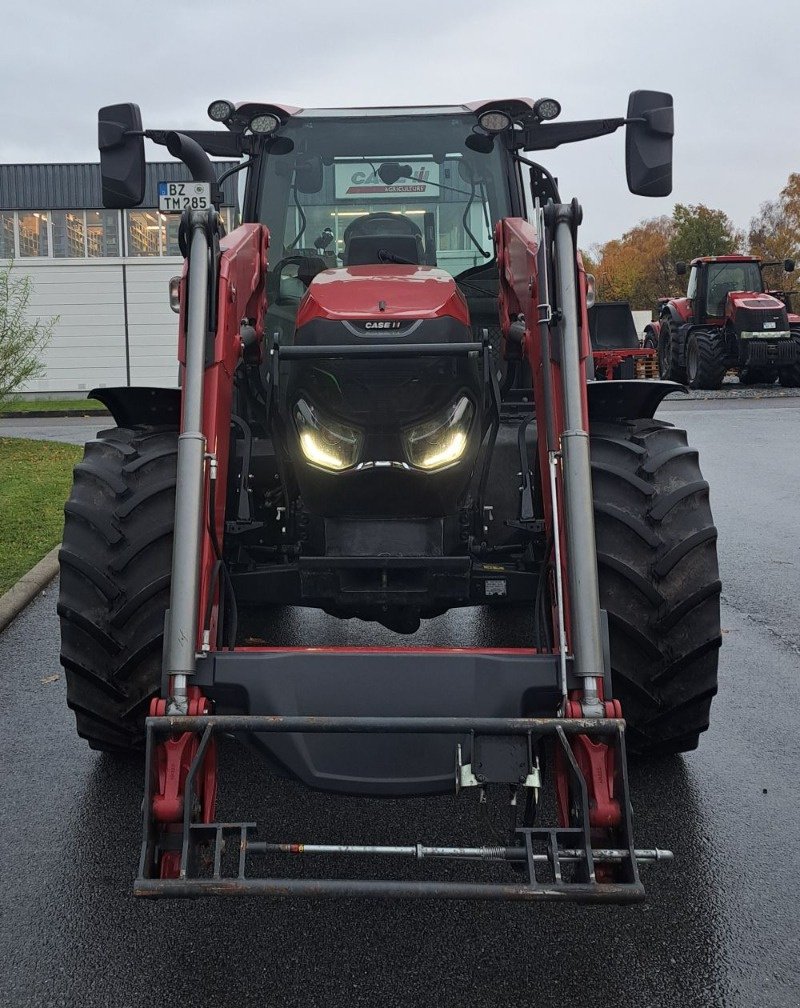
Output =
[
  {"x1": 587, "y1": 379, "x2": 685, "y2": 422},
  {"x1": 90, "y1": 386, "x2": 181, "y2": 428}
]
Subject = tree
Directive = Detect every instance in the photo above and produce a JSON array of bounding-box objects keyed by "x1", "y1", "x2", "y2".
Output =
[
  {"x1": 0, "y1": 262, "x2": 57, "y2": 406},
  {"x1": 668, "y1": 203, "x2": 742, "y2": 264},
  {"x1": 749, "y1": 173, "x2": 800, "y2": 263},
  {"x1": 592, "y1": 216, "x2": 676, "y2": 310}
]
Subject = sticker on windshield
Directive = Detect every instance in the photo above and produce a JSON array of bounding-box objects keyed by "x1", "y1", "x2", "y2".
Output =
[{"x1": 334, "y1": 161, "x2": 440, "y2": 199}]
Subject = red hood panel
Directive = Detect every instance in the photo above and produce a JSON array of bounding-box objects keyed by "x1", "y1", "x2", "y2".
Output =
[
  {"x1": 296, "y1": 266, "x2": 470, "y2": 327},
  {"x1": 728, "y1": 291, "x2": 785, "y2": 311}
]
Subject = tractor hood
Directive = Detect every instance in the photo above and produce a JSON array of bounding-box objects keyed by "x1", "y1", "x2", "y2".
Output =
[
  {"x1": 296, "y1": 266, "x2": 470, "y2": 328},
  {"x1": 727, "y1": 291, "x2": 786, "y2": 313}
]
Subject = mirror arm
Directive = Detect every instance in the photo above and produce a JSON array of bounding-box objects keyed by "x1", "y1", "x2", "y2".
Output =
[{"x1": 520, "y1": 117, "x2": 626, "y2": 151}]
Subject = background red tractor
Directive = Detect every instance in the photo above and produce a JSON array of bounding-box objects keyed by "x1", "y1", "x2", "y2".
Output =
[{"x1": 644, "y1": 255, "x2": 799, "y2": 389}]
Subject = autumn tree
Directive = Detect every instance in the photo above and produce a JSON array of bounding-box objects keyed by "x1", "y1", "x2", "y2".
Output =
[
  {"x1": 592, "y1": 216, "x2": 675, "y2": 310},
  {"x1": 668, "y1": 203, "x2": 742, "y2": 264},
  {"x1": 749, "y1": 173, "x2": 800, "y2": 263}
]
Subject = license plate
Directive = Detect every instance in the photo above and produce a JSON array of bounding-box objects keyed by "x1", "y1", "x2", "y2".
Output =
[{"x1": 158, "y1": 181, "x2": 211, "y2": 213}]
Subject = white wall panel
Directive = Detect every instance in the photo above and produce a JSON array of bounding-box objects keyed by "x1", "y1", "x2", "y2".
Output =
[{"x1": 6, "y1": 258, "x2": 181, "y2": 394}]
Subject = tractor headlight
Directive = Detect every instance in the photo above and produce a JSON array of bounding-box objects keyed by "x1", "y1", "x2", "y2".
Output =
[
  {"x1": 403, "y1": 396, "x2": 474, "y2": 471},
  {"x1": 294, "y1": 399, "x2": 362, "y2": 471}
]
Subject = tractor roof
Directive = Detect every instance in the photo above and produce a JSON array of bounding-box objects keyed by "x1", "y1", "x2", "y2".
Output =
[
  {"x1": 690, "y1": 255, "x2": 760, "y2": 265},
  {"x1": 231, "y1": 98, "x2": 534, "y2": 122}
]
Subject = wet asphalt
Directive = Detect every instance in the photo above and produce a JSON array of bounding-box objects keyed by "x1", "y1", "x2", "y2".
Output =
[{"x1": 2, "y1": 400, "x2": 800, "y2": 1008}]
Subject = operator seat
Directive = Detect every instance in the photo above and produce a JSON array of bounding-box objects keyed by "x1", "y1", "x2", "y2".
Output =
[{"x1": 342, "y1": 212, "x2": 424, "y2": 267}]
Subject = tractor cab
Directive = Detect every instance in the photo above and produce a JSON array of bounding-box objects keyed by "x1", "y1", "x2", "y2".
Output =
[
  {"x1": 679, "y1": 256, "x2": 765, "y2": 322},
  {"x1": 251, "y1": 104, "x2": 519, "y2": 350}
]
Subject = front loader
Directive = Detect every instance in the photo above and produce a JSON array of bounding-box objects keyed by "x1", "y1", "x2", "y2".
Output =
[{"x1": 58, "y1": 91, "x2": 721, "y2": 901}]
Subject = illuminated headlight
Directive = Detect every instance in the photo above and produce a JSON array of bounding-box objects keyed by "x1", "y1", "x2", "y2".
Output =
[
  {"x1": 294, "y1": 399, "x2": 361, "y2": 471},
  {"x1": 740, "y1": 330, "x2": 791, "y2": 339},
  {"x1": 403, "y1": 396, "x2": 474, "y2": 470}
]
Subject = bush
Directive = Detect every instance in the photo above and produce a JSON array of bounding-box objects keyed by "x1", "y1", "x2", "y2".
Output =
[{"x1": 0, "y1": 261, "x2": 57, "y2": 407}]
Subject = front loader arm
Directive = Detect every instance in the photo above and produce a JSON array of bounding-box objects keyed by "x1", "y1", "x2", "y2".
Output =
[{"x1": 496, "y1": 204, "x2": 603, "y2": 700}]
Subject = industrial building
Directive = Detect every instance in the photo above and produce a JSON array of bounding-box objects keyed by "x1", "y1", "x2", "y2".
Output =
[{"x1": 0, "y1": 162, "x2": 238, "y2": 395}]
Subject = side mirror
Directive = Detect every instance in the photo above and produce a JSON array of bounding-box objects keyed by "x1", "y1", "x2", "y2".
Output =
[
  {"x1": 98, "y1": 103, "x2": 145, "y2": 209},
  {"x1": 675, "y1": 261, "x2": 687, "y2": 276},
  {"x1": 785, "y1": 259, "x2": 795, "y2": 273},
  {"x1": 625, "y1": 90, "x2": 673, "y2": 197}
]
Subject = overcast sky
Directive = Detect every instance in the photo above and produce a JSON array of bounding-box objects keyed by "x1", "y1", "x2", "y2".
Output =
[{"x1": 3, "y1": 0, "x2": 797, "y2": 247}]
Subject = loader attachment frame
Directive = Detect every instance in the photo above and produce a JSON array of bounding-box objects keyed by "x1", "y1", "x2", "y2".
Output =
[{"x1": 136, "y1": 712, "x2": 661, "y2": 903}]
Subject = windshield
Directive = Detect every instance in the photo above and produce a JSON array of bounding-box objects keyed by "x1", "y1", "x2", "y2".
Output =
[
  {"x1": 254, "y1": 112, "x2": 512, "y2": 333},
  {"x1": 704, "y1": 261, "x2": 763, "y2": 315}
]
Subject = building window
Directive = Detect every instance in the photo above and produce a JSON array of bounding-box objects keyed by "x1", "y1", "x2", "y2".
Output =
[
  {"x1": 127, "y1": 209, "x2": 161, "y2": 256},
  {"x1": 86, "y1": 210, "x2": 120, "y2": 257},
  {"x1": 125, "y1": 207, "x2": 237, "y2": 256},
  {"x1": 51, "y1": 210, "x2": 86, "y2": 257},
  {"x1": 18, "y1": 212, "x2": 49, "y2": 257},
  {"x1": 0, "y1": 212, "x2": 14, "y2": 258}
]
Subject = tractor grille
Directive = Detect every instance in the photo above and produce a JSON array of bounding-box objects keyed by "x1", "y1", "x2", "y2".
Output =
[{"x1": 743, "y1": 341, "x2": 798, "y2": 366}]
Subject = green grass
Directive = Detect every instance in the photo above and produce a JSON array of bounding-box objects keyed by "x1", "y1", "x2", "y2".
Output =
[
  {"x1": 0, "y1": 397, "x2": 105, "y2": 414},
  {"x1": 0, "y1": 438, "x2": 82, "y2": 594}
]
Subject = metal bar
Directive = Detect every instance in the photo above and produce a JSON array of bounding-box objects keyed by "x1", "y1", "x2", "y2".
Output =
[
  {"x1": 555, "y1": 725, "x2": 596, "y2": 883},
  {"x1": 552, "y1": 208, "x2": 605, "y2": 699},
  {"x1": 179, "y1": 723, "x2": 214, "y2": 878},
  {"x1": 278, "y1": 342, "x2": 480, "y2": 361},
  {"x1": 248, "y1": 842, "x2": 672, "y2": 864},
  {"x1": 145, "y1": 714, "x2": 625, "y2": 735},
  {"x1": 134, "y1": 877, "x2": 646, "y2": 903},
  {"x1": 548, "y1": 452, "x2": 570, "y2": 702},
  {"x1": 164, "y1": 214, "x2": 211, "y2": 695}
]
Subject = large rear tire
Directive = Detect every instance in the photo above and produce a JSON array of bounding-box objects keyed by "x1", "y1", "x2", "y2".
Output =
[
  {"x1": 591, "y1": 418, "x2": 721, "y2": 755},
  {"x1": 686, "y1": 328, "x2": 727, "y2": 390},
  {"x1": 58, "y1": 426, "x2": 177, "y2": 752},
  {"x1": 777, "y1": 333, "x2": 800, "y2": 387},
  {"x1": 657, "y1": 318, "x2": 687, "y2": 383}
]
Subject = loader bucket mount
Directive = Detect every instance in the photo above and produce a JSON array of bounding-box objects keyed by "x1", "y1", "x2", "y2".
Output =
[{"x1": 135, "y1": 710, "x2": 667, "y2": 902}]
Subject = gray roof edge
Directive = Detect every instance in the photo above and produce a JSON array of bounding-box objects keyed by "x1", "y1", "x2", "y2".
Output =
[{"x1": 0, "y1": 161, "x2": 240, "y2": 211}]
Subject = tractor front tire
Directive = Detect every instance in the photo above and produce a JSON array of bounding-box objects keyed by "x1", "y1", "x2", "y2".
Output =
[
  {"x1": 591, "y1": 418, "x2": 721, "y2": 755},
  {"x1": 686, "y1": 328, "x2": 727, "y2": 390},
  {"x1": 778, "y1": 334, "x2": 800, "y2": 387},
  {"x1": 58, "y1": 425, "x2": 177, "y2": 752},
  {"x1": 657, "y1": 319, "x2": 687, "y2": 383}
]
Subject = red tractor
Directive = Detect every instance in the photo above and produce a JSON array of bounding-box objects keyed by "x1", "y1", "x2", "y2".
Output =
[
  {"x1": 644, "y1": 255, "x2": 799, "y2": 388},
  {"x1": 58, "y1": 91, "x2": 721, "y2": 902}
]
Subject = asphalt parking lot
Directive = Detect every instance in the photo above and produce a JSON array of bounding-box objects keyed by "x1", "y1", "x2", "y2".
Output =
[{"x1": 1, "y1": 398, "x2": 799, "y2": 1008}]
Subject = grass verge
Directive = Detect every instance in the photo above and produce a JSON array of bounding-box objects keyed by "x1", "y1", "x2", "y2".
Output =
[
  {"x1": 0, "y1": 398, "x2": 105, "y2": 415},
  {"x1": 0, "y1": 438, "x2": 81, "y2": 594}
]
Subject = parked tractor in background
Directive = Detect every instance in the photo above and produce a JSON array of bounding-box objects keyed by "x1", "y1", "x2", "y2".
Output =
[{"x1": 645, "y1": 255, "x2": 800, "y2": 389}]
